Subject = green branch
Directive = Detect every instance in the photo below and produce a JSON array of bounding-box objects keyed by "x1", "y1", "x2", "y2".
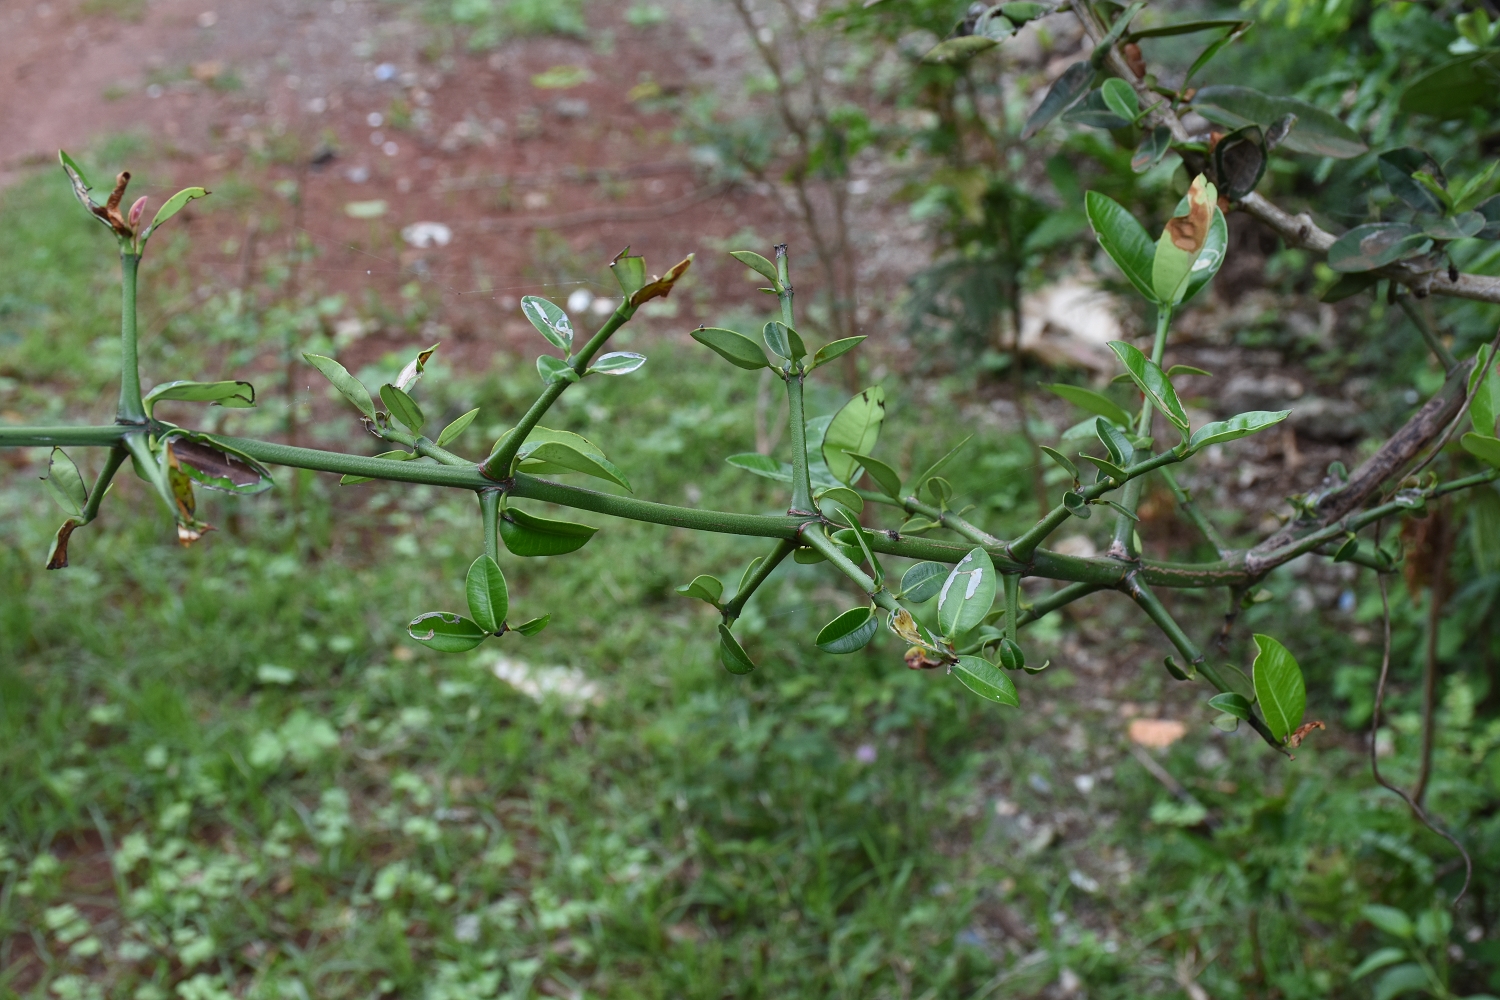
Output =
[
  {"x1": 800, "y1": 524, "x2": 900, "y2": 613},
  {"x1": 118, "y1": 252, "x2": 145, "y2": 424},
  {"x1": 721, "y1": 538, "x2": 797, "y2": 622}
]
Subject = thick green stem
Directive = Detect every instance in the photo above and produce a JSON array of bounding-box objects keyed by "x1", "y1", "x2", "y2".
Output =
[
  {"x1": 481, "y1": 300, "x2": 638, "y2": 478},
  {"x1": 479, "y1": 489, "x2": 501, "y2": 562},
  {"x1": 1003, "y1": 573, "x2": 1019, "y2": 642},
  {"x1": 899, "y1": 496, "x2": 1004, "y2": 547},
  {"x1": 1008, "y1": 449, "x2": 1182, "y2": 562},
  {"x1": 775, "y1": 243, "x2": 795, "y2": 329},
  {"x1": 118, "y1": 253, "x2": 145, "y2": 424},
  {"x1": 721, "y1": 538, "x2": 797, "y2": 622},
  {"x1": 785, "y1": 375, "x2": 815, "y2": 514},
  {"x1": 800, "y1": 524, "x2": 900, "y2": 613}
]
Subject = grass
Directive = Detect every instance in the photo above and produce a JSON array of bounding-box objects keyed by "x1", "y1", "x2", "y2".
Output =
[{"x1": 2, "y1": 153, "x2": 1499, "y2": 999}]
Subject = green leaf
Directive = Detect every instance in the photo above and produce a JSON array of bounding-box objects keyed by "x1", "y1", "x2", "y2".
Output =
[
  {"x1": 1372, "y1": 964, "x2": 1431, "y2": 1000},
  {"x1": 1098, "y1": 498, "x2": 1138, "y2": 520},
  {"x1": 1095, "y1": 417, "x2": 1135, "y2": 465},
  {"x1": 379, "y1": 384, "x2": 425, "y2": 434},
  {"x1": 610, "y1": 248, "x2": 647, "y2": 297},
  {"x1": 726, "y1": 452, "x2": 793, "y2": 482},
  {"x1": 1191, "y1": 85, "x2": 1368, "y2": 158},
  {"x1": 1021, "y1": 60, "x2": 1093, "y2": 141},
  {"x1": 304, "y1": 354, "x2": 376, "y2": 420},
  {"x1": 844, "y1": 451, "x2": 900, "y2": 497},
  {"x1": 1351, "y1": 948, "x2": 1410, "y2": 981},
  {"x1": 339, "y1": 449, "x2": 417, "y2": 485},
  {"x1": 1153, "y1": 175, "x2": 1219, "y2": 305},
  {"x1": 44, "y1": 448, "x2": 89, "y2": 516},
  {"x1": 1042, "y1": 382, "x2": 1134, "y2": 428},
  {"x1": 913, "y1": 435, "x2": 973, "y2": 488},
  {"x1": 810, "y1": 336, "x2": 866, "y2": 370},
  {"x1": 1132, "y1": 125, "x2": 1173, "y2": 174},
  {"x1": 1462, "y1": 433, "x2": 1500, "y2": 467},
  {"x1": 1108, "y1": 341, "x2": 1191, "y2": 432},
  {"x1": 997, "y1": 637, "x2": 1025, "y2": 671},
  {"x1": 1166, "y1": 365, "x2": 1213, "y2": 378},
  {"x1": 937, "y1": 547, "x2": 996, "y2": 639},
  {"x1": 142, "y1": 187, "x2": 209, "y2": 241},
  {"x1": 435, "y1": 408, "x2": 480, "y2": 447},
  {"x1": 1423, "y1": 212, "x2": 1484, "y2": 240},
  {"x1": 144, "y1": 379, "x2": 256, "y2": 417},
  {"x1": 1063, "y1": 88, "x2": 1132, "y2": 130},
  {"x1": 1187, "y1": 410, "x2": 1291, "y2": 452},
  {"x1": 996, "y1": 1, "x2": 1046, "y2": 24},
  {"x1": 1378, "y1": 147, "x2": 1447, "y2": 214},
  {"x1": 899, "y1": 562, "x2": 948, "y2": 603},
  {"x1": 736, "y1": 557, "x2": 764, "y2": 599},
  {"x1": 1207, "y1": 692, "x2": 1252, "y2": 720},
  {"x1": 1079, "y1": 454, "x2": 1127, "y2": 482},
  {"x1": 58, "y1": 150, "x2": 97, "y2": 209},
  {"x1": 465, "y1": 555, "x2": 510, "y2": 633},
  {"x1": 515, "y1": 614, "x2": 551, "y2": 636},
  {"x1": 952, "y1": 655, "x2": 1019, "y2": 706},
  {"x1": 1085, "y1": 191, "x2": 1158, "y2": 303},
  {"x1": 729, "y1": 250, "x2": 780, "y2": 286},
  {"x1": 587, "y1": 352, "x2": 646, "y2": 376},
  {"x1": 1469, "y1": 346, "x2": 1499, "y2": 437},
  {"x1": 833, "y1": 511, "x2": 884, "y2": 587},
  {"x1": 763, "y1": 321, "x2": 807, "y2": 365},
  {"x1": 816, "y1": 607, "x2": 878, "y2": 654},
  {"x1": 520, "y1": 441, "x2": 632, "y2": 491},
  {"x1": 407, "y1": 612, "x2": 488, "y2": 653},
  {"x1": 1363, "y1": 905, "x2": 1416, "y2": 940},
  {"x1": 1320, "y1": 272, "x2": 1379, "y2": 303},
  {"x1": 691, "y1": 327, "x2": 769, "y2": 370},
  {"x1": 1125, "y1": 17, "x2": 1250, "y2": 40},
  {"x1": 520, "y1": 296, "x2": 573, "y2": 352},
  {"x1": 1212, "y1": 713, "x2": 1240, "y2": 732},
  {"x1": 676, "y1": 574, "x2": 724, "y2": 604},
  {"x1": 1063, "y1": 491, "x2": 1091, "y2": 518},
  {"x1": 1218, "y1": 662, "x2": 1256, "y2": 702},
  {"x1": 718, "y1": 624, "x2": 757, "y2": 674},
  {"x1": 1251, "y1": 633, "x2": 1306, "y2": 742},
  {"x1": 537, "y1": 355, "x2": 580, "y2": 385},
  {"x1": 1400, "y1": 52, "x2": 1500, "y2": 121},
  {"x1": 922, "y1": 34, "x2": 999, "y2": 65},
  {"x1": 1100, "y1": 78, "x2": 1139, "y2": 121},
  {"x1": 1328, "y1": 223, "x2": 1432, "y2": 273},
  {"x1": 823, "y1": 387, "x2": 887, "y2": 486},
  {"x1": 816, "y1": 486, "x2": 864, "y2": 518},
  {"x1": 499, "y1": 507, "x2": 598, "y2": 557},
  {"x1": 1039, "y1": 445, "x2": 1079, "y2": 480},
  {"x1": 1180, "y1": 206, "x2": 1228, "y2": 304}
]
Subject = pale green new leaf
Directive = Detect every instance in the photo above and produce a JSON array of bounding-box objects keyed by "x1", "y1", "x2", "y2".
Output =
[
  {"x1": 823, "y1": 387, "x2": 886, "y2": 485},
  {"x1": 142, "y1": 187, "x2": 209, "y2": 242},
  {"x1": 1187, "y1": 410, "x2": 1290, "y2": 452},
  {"x1": 435, "y1": 408, "x2": 480, "y2": 447},
  {"x1": 1108, "y1": 341, "x2": 1191, "y2": 432},
  {"x1": 144, "y1": 380, "x2": 256, "y2": 417},
  {"x1": 304, "y1": 354, "x2": 376, "y2": 419},
  {"x1": 1251, "y1": 633, "x2": 1306, "y2": 742},
  {"x1": 44, "y1": 448, "x2": 89, "y2": 517}
]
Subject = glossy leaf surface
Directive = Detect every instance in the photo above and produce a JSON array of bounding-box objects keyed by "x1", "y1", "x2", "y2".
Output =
[
  {"x1": 1191, "y1": 86, "x2": 1367, "y2": 158},
  {"x1": 1021, "y1": 60, "x2": 1093, "y2": 140},
  {"x1": 588, "y1": 352, "x2": 647, "y2": 376},
  {"x1": 44, "y1": 448, "x2": 89, "y2": 516},
  {"x1": 499, "y1": 507, "x2": 598, "y2": 557},
  {"x1": 692, "y1": 327, "x2": 769, "y2": 370},
  {"x1": 1108, "y1": 341, "x2": 1191, "y2": 432},
  {"x1": 899, "y1": 562, "x2": 948, "y2": 603},
  {"x1": 677, "y1": 575, "x2": 724, "y2": 603},
  {"x1": 143, "y1": 187, "x2": 209, "y2": 240},
  {"x1": 1251, "y1": 633, "x2": 1306, "y2": 742},
  {"x1": 408, "y1": 612, "x2": 488, "y2": 653},
  {"x1": 729, "y1": 250, "x2": 779, "y2": 285},
  {"x1": 823, "y1": 387, "x2": 886, "y2": 485},
  {"x1": 521, "y1": 441, "x2": 632, "y2": 492},
  {"x1": 953, "y1": 655, "x2": 1019, "y2": 706},
  {"x1": 1085, "y1": 191, "x2": 1158, "y2": 303},
  {"x1": 937, "y1": 547, "x2": 996, "y2": 639},
  {"x1": 521, "y1": 296, "x2": 574, "y2": 352},
  {"x1": 816, "y1": 607, "x2": 878, "y2": 653},
  {"x1": 379, "y1": 384, "x2": 425, "y2": 434},
  {"x1": 465, "y1": 555, "x2": 510, "y2": 633},
  {"x1": 144, "y1": 380, "x2": 256, "y2": 416},
  {"x1": 844, "y1": 451, "x2": 900, "y2": 497},
  {"x1": 718, "y1": 624, "x2": 757, "y2": 674},
  {"x1": 810, "y1": 336, "x2": 866, "y2": 369},
  {"x1": 537, "y1": 355, "x2": 579, "y2": 385},
  {"x1": 435, "y1": 408, "x2": 480, "y2": 447},
  {"x1": 304, "y1": 354, "x2": 375, "y2": 419},
  {"x1": 1042, "y1": 382, "x2": 1134, "y2": 427},
  {"x1": 1187, "y1": 410, "x2": 1290, "y2": 452}
]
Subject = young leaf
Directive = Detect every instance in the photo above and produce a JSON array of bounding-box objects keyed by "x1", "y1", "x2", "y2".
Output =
[
  {"x1": 676, "y1": 575, "x2": 724, "y2": 604},
  {"x1": 1207, "y1": 691, "x2": 1252, "y2": 720},
  {"x1": 1152, "y1": 175, "x2": 1219, "y2": 305},
  {"x1": 435, "y1": 408, "x2": 480, "y2": 447},
  {"x1": 304, "y1": 354, "x2": 376, "y2": 419},
  {"x1": 521, "y1": 296, "x2": 574, "y2": 352},
  {"x1": 691, "y1": 327, "x2": 769, "y2": 370},
  {"x1": 1098, "y1": 498, "x2": 1139, "y2": 520},
  {"x1": 899, "y1": 562, "x2": 948, "y2": 603},
  {"x1": 937, "y1": 547, "x2": 996, "y2": 639},
  {"x1": 1179, "y1": 206, "x2": 1229, "y2": 305},
  {"x1": 339, "y1": 449, "x2": 417, "y2": 485},
  {"x1": 1084, "y1": 191, "x2": 1158, "y2": 304},
  {"x1": 1187, "y1": 410, "x2": 1290, "y2": 452},
  {"x1": 142, "y1": 187, "x2": 210, "y2": 241},
  {"x1": 587, "y1": 352, "x2": 647, "y2": 376},
  {"x1": 816, "y1": 486, "x2": 864, "y2": 517},
  {"x1": 1108, "y1": 341, "x2": 1191, "y2": 432},
  {"x1": 997, "y1": 638, "x2": 1025, "y2": 671},
  {"x1": 1100, "y1": 78, "x2": 1139, "y2": 121},
  {"x1": 763, "y1": 321, "x2": 806, "y2": 364},
  {"x1": 1039, "y1": 445, "x2": 1079, "y2": 480},
  {"x1": 1063, "y1": 491, "x2": 1091, "y2": 518},
  {"x1": 1251, "y1": 633, "x2": 1306, "y2": 742},
  {"x1": 844, "y1": 451, "x2": 901, "y2": 497},
  {"x1": 44, "y1": 448, "x2": 89, "y2": 517},
  {"x1": 718, "y1": 624, "x2": 757, "y2": 674},
  {"x1": 465, "y1": 555, "x2": 510, "y2": 633},
  {"x1": 520, "y1": 441, "x2": 632, "y2": 492},
  {"x1": 729, "y1": 250, "x2": 780, "y2": 286},
  {"x1": 610, "y1": 248, "x2": 647, "y2": 298},
  {"x1": 726, "y1": 452, "x2": 793, "y2": 482},
  {"x1": 499, "y1": 507, "x2": 598, "y2": 557},
  {"x1": 736, "y1": 557, "x2": 765, "y2": 598},
  {"x1": 823, "y1": 387, "x2": 886, "y2": 486},
  {"x1": 1079, "y1": 454, "x2": 1127, "y2": 482},
  {"x1": 1327, "y1": 223, "x2": 1431, "y2": 273},
  {"x1": 379, "y1": 384, "x2": 425, "y2": 434},
  {"x1": 537, "y1": 355, "x2": 580, "y2": 385},
  {"x1": 810, "y1": 336, "x2": 866, "y2": 370},
  {"x1": 1021, "y1": 60, "x2": 1093, "y2": 140},
  {"x1": 816, "y1": 607, "x2": 878, "y2": 654},
  {"x1": 1095, "y1": 417, "x2": 1135, "y2": 466},
  {"x1": 408, "y1": 612, "x2": 488, "y2": 653},
  {"x1": 59, "y1": 150, "x2": 98, "y2": 211},
  {"x1": 514, "y1": 614, "x2": 551, "y2": 637},
  {"x1": 144, "y1": 380, "x2": 256, "y2": 417},
  {"x1": 1041, "y1": 382, "x2": 1134, "y2": 428},
  {"x1": 953, "y1": 655, "x2": 1019, "y2": 706},
  {"x1": 395, "y1": 343, "x2": 440, "y2": 391}
]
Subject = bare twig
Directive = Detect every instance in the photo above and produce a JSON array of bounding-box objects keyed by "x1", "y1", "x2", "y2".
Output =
[{"x1": 1412, "y1": 503, "x2": 1451, "y2": 806}]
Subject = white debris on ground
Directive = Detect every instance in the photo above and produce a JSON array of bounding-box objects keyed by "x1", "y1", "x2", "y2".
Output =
[
  {"x1": 401, "y1": 221, "x2": 452, "y2": 248},
  {"x1": 1017, "y1": 279, "x2": 1123, "y2": 376},
  {"x1": 489, "y1": 656, "x2": 602, "y2": 714}
]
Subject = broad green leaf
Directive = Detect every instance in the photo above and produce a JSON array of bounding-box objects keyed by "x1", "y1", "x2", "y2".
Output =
[
  {"x1": 1351, "y1": 948, "x2": 1410, "y2": 981},
  {"x1": 515, "y1": 614, "x2": 551, "y2": 636},
  {"x1": 899, "y1": 562, "x2": 948, "y2": 603},
  {"x1": 465, "y1": 555, "x2": 509, "y2": 633},
  {"x1": 729, "y1": 250, "x2": 779, "y2": 285},
  {"x1": 1251, "y1": 633, "x2": 1306, "y2": 742},
  {"x1": 1042, "y1": 382, "x2": 1134, "y2": 427},
  {"x1": 691, "y1": 327, "x2": 769, "y2": 370},
  {"x1": 587, "y1": 352, "x2": 646, "y2": 376},
  {"x1": 823, "y1": 387, "x2": 886, "y2": 485},
  {"x1": 520, "y1": 296, "x2": 573, "y2": 351},
  {"x1": 407, "y1": 612, "x2": 488, "y2": 653},
  {"x1": 762, "y1": 321, "x2": 806, "y2": 365},
  {"x1": 937, "y1": 547, "x2": 996, "y2": 639},
  {"x1": 339, "y1": 449, "x2": 417, "y2": 485},
  {"x1": 1021, "y1": 60, "x2": 1093, "y2": 141},
  {"x1": 1372, "y1": 964, "x2": 1431, "y2": 1000},
  {"x1": 1363, "y1": 905, "x2": 1416, "y2": 940},
  {"x1": 1180, "y1": 206, "x2": 1228, "y2": 304},
  {"x1": 726, "y1": 452, "x2": 793, "y2": 482},
  {"x1": 516, "y1": 426, "x2": 608, "y2": 462},
  {"x1": 1460, "y1": 432, "x2": 1500, "y2": 467},
  {"x1": 1108, "y1": 341, "x2": 1191, "y2": 432},
  {"x1": 1100, "y1": 78, "x2": 1139, "y2": 121},
  {"x1": 1207, "y1": 692, "x2": 1252, "y2": 720},
  {"x1": 913, "y1": 435, "x2": 972, "y2": 488},
  {"x1": 1085, "y1": 191, "x2": 1158, "y2": 303},
  {"x1": 816, "y1": 486, "x2": 864, "y2": 518},
  {"x1": 520, "y1": 441, "x2": 632, "y2": 491},
  {"x1": 676, "y1": 575, "x2": 723, "y2": 603},
  {"x1": 718, "y1": 624, "x2": 757, "y2": 674},
  {"x1": 952, "y1": 655, "x2": 1019, "y2": 706},
  {"x1": 304, "y1": 353, "x2": 376, "y2": 419},
  {"x1": 379, "y1": 384, "x2": 425, "y2": 434},
  {"x1": 142, "y1": 187, "x2": 209, "y2": 241},
  {"x1": 44, "y1": 448, "x2": 89, "y2": 516},
  {"x1": 610, "y1": 248, "x2": 647, "y2": 297},
  {"x1": 844, "y1": 451, "x2": 900, "y2": 497},
  {"x1": 144, "y1": 379, "x2": 255, "y2": 417},
  {"x1": 1153, "y1": 175, "x2": 1219, "y2": 305},
  {"x1": 922, "y1": 34, "x2": 999, "y2": 65},
  {"x1": 435, "y1": 408, "x2": 480, "y2": 447},
  {"x1": 1187, "y1": 410, "x2": 1290, "y2": 452},
  {"x1": 499, "y1": 507, "x2": 598, "y2": 557},
  {"x1": 1039, "y1": 445, "x2": 1079, "y2": 480},
  {"x1": 810, "y1": 336, "x2": 866, "y2": 370},
  {"x1": 537, "y1": 355, "x2": 579, "y2": 385},
  {"x1": 1328, "y1": 223, "x2": 1432, "y2": 273},
  {"x1": 816, "y1": 607, "x2": 878, "y2": 654},
  {"x1": 395, "y1": 343, "x2": 440, "y2": 392},
  {"x1": 1191, "y1": 85, "x2": 1368, "y2": 158}
]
